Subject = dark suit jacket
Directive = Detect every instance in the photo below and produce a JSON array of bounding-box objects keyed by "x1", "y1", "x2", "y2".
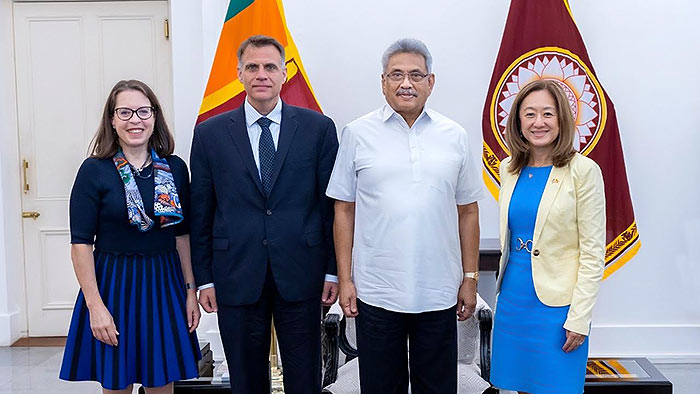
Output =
[{"x1": 189, "y1": 101, "x2": 338, "y2": 306}]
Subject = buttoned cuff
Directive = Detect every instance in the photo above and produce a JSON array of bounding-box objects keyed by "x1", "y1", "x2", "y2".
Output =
[{"x1": 324, "y1": 275, "x2": 338, "y2": 283}]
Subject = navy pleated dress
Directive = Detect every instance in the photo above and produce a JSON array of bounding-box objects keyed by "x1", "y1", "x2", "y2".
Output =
[
  {"x1": 491, "y1": 166, "x2": 589, "y2": 394},
  {"x1": 59, "y1": 156, "x2": 201, "y2": 390}
]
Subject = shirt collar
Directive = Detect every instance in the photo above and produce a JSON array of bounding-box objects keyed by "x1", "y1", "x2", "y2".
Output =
[
  {"x1": 244, "y1": 98, "x2": 283, "y2": 127},
  {"x1": 381, "y1": 104, "x2": 432, "y2": 128}
]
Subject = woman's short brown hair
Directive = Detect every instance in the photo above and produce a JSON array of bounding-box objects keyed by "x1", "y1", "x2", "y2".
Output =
[
  {"x1": 89, "y1": 79, "x2": 174, "y2": 158},
  {"x1": 504, "y1": 79, "x2": 576, "y2": 174}
]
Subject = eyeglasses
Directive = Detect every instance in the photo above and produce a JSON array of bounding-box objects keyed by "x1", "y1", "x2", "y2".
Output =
[
  {"x1": 114, "y1": 106, "x2": 155, "y2": 121},
  {"x1": 385, "y1": 71, "x2": 430, "y2": 83}
]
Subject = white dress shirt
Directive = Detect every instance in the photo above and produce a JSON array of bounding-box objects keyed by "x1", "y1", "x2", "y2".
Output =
[
  {"x1": 326, "y1": 105, "x2": 484, "y2": 312},
  {"x1": 199, "y1": 98, "x2": 336, "y2": 291},
  {"x1": 244, "y1": 98, "x2": 282, "y2": 169}
]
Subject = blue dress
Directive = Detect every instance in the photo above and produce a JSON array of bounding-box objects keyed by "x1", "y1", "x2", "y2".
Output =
[
  {"x1": 491, "y1": 166, "x2": 589, "y2": 394},
  {"x1": 59, "y1": 157, "x2": 201, "y2": 390}
]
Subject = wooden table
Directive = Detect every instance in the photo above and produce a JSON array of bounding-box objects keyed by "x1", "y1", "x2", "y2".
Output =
[
  {"x1": 173, "y1": 379, "x2": 230, "y2": 393},
  {"x1": 478, "y1": 238, "x2": 501, "y2": 272},
  {"x1": 485, "y1": 357, "x2": 673, "y2": 394},
  {"x1": 584, "y1": 357, "x2": 672, "y2": 394}
]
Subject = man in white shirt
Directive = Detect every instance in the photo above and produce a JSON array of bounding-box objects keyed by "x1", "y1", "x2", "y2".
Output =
[{"x1": 326, "y1": 38, "x2": 484, "y2": 394}]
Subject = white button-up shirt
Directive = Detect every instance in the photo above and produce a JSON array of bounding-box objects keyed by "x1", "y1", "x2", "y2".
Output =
[
  {"x1": 244, "y1": 98, "x2": 282, "y2": 170},
  {"x1": 326, "y1": 105, "x2": 484, "y2": 313}
]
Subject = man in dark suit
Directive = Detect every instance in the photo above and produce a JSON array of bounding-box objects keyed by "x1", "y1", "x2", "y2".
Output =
[{"x1": 189, "y1": 35, "x2": 339, "y2": 394}]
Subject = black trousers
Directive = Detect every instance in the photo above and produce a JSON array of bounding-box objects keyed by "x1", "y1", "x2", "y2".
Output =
[
  {"x1": 217, "y1": 268, "x2": 321, "y2": 394},
  {"x1": 356, "y1": 299, "x2": 457, "y2": 394}
]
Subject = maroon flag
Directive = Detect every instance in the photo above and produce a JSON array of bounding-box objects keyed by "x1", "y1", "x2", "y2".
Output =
[{"x1": 482, "y1": 0, "x2": 639, "y2": 278}]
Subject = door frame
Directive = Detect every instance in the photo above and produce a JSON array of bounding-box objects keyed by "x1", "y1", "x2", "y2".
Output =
[{"x1": 0, "y1": 0, "x2": 26, "y2": 346}]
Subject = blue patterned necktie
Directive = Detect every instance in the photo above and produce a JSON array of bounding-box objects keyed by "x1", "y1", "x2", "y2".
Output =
[{"x1": 257, "y1": 117, "x2": 276, "y2": 196}]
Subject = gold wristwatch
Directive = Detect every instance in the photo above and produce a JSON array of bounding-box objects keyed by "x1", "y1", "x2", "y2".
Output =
[{"x1": 463, "y1": 271, "x2": 479, "y2": 282}]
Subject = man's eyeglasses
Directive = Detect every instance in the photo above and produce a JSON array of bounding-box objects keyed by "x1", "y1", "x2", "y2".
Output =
[
  {"x1": 114, "y1": 106, "x2": 155, "y2": 121},
  {"x1": 385, "y1": 71, "x2": 430, "y2": 83}
]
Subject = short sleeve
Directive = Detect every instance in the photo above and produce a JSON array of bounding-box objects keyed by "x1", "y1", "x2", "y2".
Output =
[
  {"x1": 325, "y1": 125, "x2": 358, "y2": 202},
  {"x1": 168, "y1": 155, "x2": 190, "y2": 236},
  {"x1": 455, "y1": 130, "x2": 485, "y2": 205},
  {"x1": 69, "y1": 159, "x2": 101, "y2": 244}
]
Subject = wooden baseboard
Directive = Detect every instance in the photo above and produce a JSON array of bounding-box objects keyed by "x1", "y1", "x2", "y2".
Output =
[{"x1": 11, "y1": 336, "x2": 66, "y2": 347}]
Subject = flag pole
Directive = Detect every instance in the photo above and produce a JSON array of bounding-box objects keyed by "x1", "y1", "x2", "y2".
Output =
[{"x1": 270, "y1": 321, "x2": 284, "y2": 392}]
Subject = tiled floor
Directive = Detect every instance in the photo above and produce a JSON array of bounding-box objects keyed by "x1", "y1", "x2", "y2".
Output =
[
  {"x1": 0, "y1": 346, "x2": 697, "y2": 393},
  {"x1": 656, "y1": 363, "x2": 700, "y2": 394},
  {"x1": 0, "y1": 347, "x2": 102, "y2": 394}
]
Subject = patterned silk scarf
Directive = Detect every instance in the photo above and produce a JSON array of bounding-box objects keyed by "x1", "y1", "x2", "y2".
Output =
[{"x1": 113, "y1": 149, "x2": 183, "y2": 232}]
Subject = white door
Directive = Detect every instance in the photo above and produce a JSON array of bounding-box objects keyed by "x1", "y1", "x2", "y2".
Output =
[{"x1": 14, "y1": 1, "x2": 172, "y2": 336}]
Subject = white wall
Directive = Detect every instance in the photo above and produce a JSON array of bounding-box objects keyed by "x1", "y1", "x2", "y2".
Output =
[
  {"x1": 569, "y1": 0, "x2": 700, "y2": 361},
  {"x1": 169, "y1": 0, "x2": 229, "y2": 359},
  {"x1": 170, "y1": 0, "x2": 700, "y2": 361}
]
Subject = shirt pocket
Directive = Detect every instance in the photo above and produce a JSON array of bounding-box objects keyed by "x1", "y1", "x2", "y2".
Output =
[{"x1": 426, "y1": 157, "x2": 461, "y2": 195}]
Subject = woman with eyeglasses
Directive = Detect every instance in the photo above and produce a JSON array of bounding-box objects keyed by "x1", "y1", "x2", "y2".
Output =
[
  {"x1": 59, "y1": 80, "x2": 201, "y2": 394},
  {"x1": 489, "y1": 80, "x2": 606, "y2": 394}
]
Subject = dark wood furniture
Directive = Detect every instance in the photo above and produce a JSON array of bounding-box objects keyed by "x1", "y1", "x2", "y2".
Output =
[
  {"x1": 171, "y1": 381, "x2": 230, "y2": 393},
  {"x1": 584, "y1": 357, "x2": 672, "y2": 393},
  {"x1": 479, "y1": 238, "x2": 500, "y2": 272}
]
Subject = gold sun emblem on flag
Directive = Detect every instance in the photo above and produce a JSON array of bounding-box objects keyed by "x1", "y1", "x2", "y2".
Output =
[{"x1": 491, "y1": 47, "x2": 607, "y2": 155}]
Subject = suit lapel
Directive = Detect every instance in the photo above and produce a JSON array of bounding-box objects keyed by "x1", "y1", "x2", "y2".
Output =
[
  {"x1": 532, "y1": 165, "x2": 567, "y2": 242},
  {"x1": 226, "y1": 107, "x2": 265, "y2": 196},
  {"x1": 268, "y1": 103, "x2": 298, "y2": 193},
  {"x1": 499, "y1": 167, "x2": 518, "y2": 249}
]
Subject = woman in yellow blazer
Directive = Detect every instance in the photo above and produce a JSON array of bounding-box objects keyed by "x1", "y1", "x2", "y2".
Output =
[{"x1": 489, "y1": 80, "x2": 605, "y2": 394}]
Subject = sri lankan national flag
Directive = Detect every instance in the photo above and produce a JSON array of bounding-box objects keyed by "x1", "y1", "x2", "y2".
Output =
[
  {"x1": 197, "y1": 0, "x2": 321, "y2": 124},
  {"x1": 482, "y1": 0, "x2": 640, "y2": 278}
]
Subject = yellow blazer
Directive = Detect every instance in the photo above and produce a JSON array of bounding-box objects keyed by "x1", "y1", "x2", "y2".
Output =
[{"x1": 497, "y1": 153, "x2": 606, "y2": 335}]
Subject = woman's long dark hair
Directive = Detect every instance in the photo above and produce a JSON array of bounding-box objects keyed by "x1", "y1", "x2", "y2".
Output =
[{"x1": 89, "y1": 79, "x2": 174, "y2": 158}]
